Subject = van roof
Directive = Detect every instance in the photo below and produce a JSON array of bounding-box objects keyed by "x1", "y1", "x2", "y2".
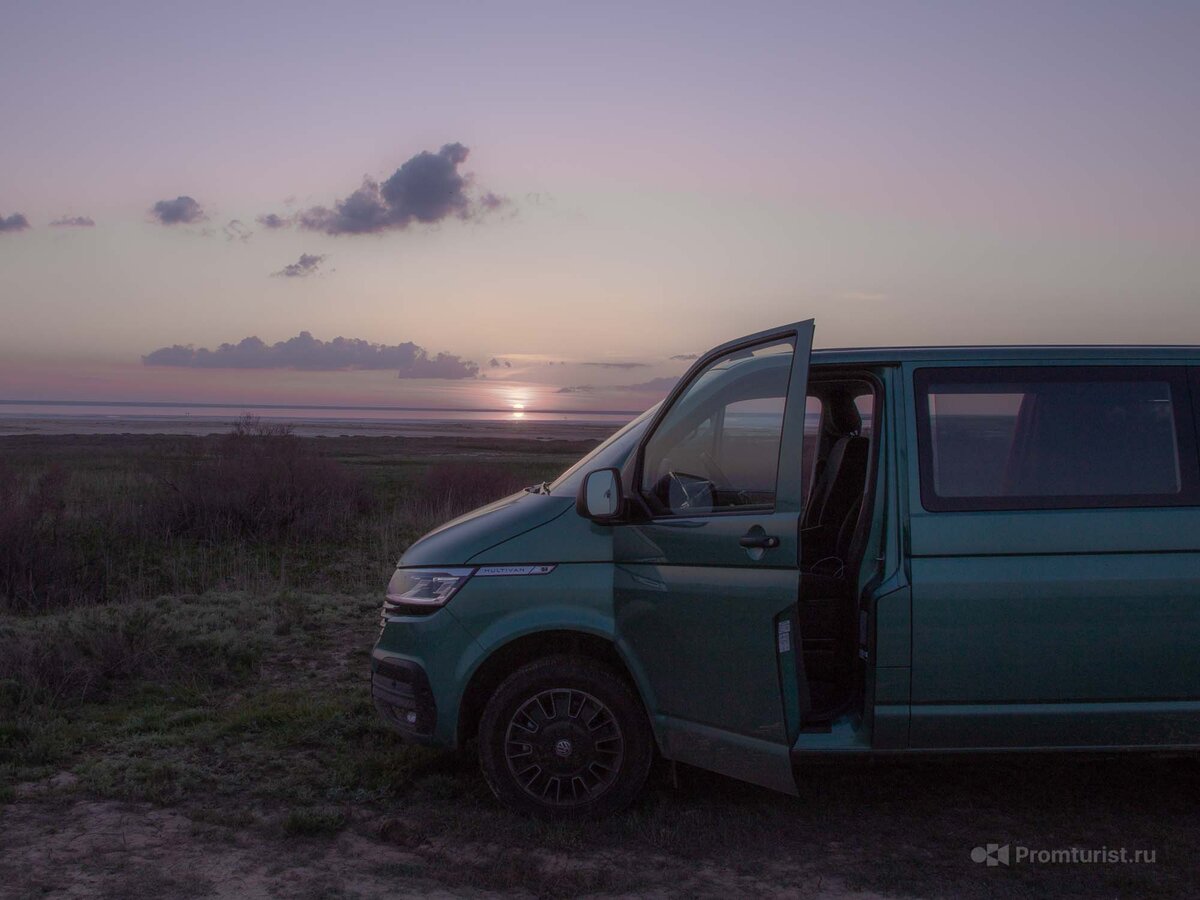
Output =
[{"x1": 810, "y1": 345, "x2": 1200, "y2": 366}]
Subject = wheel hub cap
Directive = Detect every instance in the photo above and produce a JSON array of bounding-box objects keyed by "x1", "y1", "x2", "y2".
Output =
[{"x1": 504, "y1": 688, "x2": 625, "y2": 807}]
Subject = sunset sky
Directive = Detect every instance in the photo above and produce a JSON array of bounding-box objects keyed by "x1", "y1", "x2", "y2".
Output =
[{"x1": 2, "y1": 1, "x2": 1198, "y2": 413}]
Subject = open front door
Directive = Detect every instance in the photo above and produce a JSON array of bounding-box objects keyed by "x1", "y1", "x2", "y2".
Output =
[{"x1": 613, "y1": 321, "x2": 814, "y2": 794}]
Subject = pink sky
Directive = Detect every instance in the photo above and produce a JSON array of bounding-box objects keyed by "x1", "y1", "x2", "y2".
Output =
[{"x1": 1, "y1": 1, "x2": 1198, "y2": 412}]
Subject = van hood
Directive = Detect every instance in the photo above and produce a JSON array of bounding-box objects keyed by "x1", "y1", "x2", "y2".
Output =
[{"x1": 398, "y1": 490, "x2": 574, "y2": 567}]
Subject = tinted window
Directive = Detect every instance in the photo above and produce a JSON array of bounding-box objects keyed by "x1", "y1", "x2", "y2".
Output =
[
  {"x1": 915, "y1": 366, "x2": 1199, "y2": 511},
  {"x1": 641, "y1": 340, "x2": 794, "y2": 515}
]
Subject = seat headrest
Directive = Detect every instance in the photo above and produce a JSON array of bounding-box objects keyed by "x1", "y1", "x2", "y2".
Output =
[{"x1": 824, "y1": 391, "x2": 862, "y2": 436}]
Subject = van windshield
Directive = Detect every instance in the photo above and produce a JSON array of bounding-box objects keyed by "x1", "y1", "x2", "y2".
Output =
[{"x1": 548, "y1": 404, "x2": 660, "y2": 497}]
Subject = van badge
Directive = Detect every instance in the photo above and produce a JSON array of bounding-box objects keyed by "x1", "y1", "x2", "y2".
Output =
[{"x1": 475, "y1": 565, "x2": 557, "y2": 577}]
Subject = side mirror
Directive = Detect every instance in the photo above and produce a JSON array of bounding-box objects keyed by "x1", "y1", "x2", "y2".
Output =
[{"x1": 577, "y1": 467, "x2": 623, "y2": 522}]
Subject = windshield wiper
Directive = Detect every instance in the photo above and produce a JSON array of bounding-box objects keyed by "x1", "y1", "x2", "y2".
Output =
[{"x1": 525, "y1": 481, "x2": 551, "y2": 495}]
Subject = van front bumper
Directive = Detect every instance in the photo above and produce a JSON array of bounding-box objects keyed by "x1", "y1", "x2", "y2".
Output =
[
  {"x1": 372, "y1": 655, "x2": 437, "y2": 739},
  {"x1": 371, "y1": 607, "x2": 479, "y2": 748}
]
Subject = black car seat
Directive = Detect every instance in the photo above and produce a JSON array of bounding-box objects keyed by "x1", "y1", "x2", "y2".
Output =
[{"x1": 801, "y1": 390, "x2": 869, "y2": 568}]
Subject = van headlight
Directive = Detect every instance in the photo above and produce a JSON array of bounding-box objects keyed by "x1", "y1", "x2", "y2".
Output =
[{"x1": 384, "y1": 567, "x2": 474, "y2": 613}]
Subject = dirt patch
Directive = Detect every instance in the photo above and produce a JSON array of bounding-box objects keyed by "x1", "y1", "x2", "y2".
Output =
[{"x1": 0, "y1": 797, "x2": 889, "y2": 899}]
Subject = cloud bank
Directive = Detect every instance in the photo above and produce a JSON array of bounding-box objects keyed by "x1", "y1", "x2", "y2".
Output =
[
  {"x1": 223, "y1": 219, "x2": 252, "y2": 242},
  {"x1": 150, "y1": 196, "x2": 206, "y2": 225},
  {"x1": 142, "y1": 331, "x2": 479, "y2": 379},
  {"x1": 581, "y1": 361, "x2": 650, "y2": 370},
  {"x1": 51, "y1": 215, "x2": 95, "y2": 228},
  {"x1": 556, "y1": 375, "x2": 679, "y2": 395},
  {"x1": 272, "y1": 253, "x2": 325, "y2": 278},
  {"x1": 296, "y1": 143, "x2": 507, "y2": 235},
  {"x1": 0, "y1": 212, "x2": 31, "y2": 233}
]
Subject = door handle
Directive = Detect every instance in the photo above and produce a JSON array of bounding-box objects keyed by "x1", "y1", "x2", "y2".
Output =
[{"x1": 739, "y1": 533, "x2": 780, "y2": 549}]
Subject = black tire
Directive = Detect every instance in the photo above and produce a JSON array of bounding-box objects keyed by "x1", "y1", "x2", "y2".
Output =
[{"x1": 478, "y1": 654, "x2": 653, "y2": 819}]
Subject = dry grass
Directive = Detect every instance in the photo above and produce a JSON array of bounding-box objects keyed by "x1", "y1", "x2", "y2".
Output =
[
  {"x1": 0, "y1": 419, "x2": 577, "y2": 613},
  {"x1": 5, "y1": 428, "x2": 1195, "y2": 897}
]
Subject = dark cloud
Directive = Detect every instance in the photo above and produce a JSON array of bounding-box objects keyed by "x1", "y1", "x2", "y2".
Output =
[
  {"x1": 150, "y1": 196, "x2": 206, "y2": 225},
  {"x1": 670, "y1": 353, "x2": 698, "y2": 361},
  {"x1": 272, "y1": 253, "x2": 325, "y2": 278},
  {"x1": 581, "y1": 361, "x2": 651, "y2": 369},
  {"x1": 256, "y1": 213, "x2": 290, "y2": 229},
  {"x1": 622, "y1": 376, "x2": 680, "y2": 393},
  {"x1": 489, "y1": 357, "x2": 501, "y2": 368},
  {"x1": 556, "y1": 376, "x2": 679, "y2": 396},
  {"x1": 142, "y1": 331, "x2": 479, "y2": 379},
  {"x1": 298, "y1": 143, "x2": 508, "y2": 236},
  {"x1": 223, "y1": 219, "x2": 252, "y2": 242},
  {"x1": 0, "y1": 212, "x2": 31, "y2": 233},
  {"x1": 50, "y1": 215, "x2": 95, "y2": 228}
]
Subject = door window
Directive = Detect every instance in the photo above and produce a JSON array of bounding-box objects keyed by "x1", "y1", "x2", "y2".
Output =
[
  {"x1": 914, "y1": 366, "x2": 1200, "y2": 511},
  {"x1": 640, "y1": 340, "x2": 794, "y2": 515}
]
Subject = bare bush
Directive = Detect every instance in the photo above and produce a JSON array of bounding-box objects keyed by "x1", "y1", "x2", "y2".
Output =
[
  {"x1": 160, "y1": 416, "x2": 371, "y2": 543},
  {"x1": 0, "y1": 597, "x2": 270, "y2": 711},
  {"x1": 400, "y1": 461, "x2": 533, "y2": 535},
  {"x1": 0, "y1": 464, "x2": 108, "y2": 612},
  {"x1": 414, "y1": 461, "x2": 531, "y2": 511}
]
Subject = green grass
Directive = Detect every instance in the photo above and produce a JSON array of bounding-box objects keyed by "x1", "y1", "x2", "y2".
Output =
[{"x1": 2, "y1": 432, "x2": 1199, "y2": 898}]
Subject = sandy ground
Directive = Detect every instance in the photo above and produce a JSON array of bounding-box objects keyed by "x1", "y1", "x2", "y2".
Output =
[{"x1": 0, "y1": 793, "x2": 890, "y2": 899}]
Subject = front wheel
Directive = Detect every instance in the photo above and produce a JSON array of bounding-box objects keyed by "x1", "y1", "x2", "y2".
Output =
[{"x1": 478, "y1": 655, "x2": 653, "y2": 818}]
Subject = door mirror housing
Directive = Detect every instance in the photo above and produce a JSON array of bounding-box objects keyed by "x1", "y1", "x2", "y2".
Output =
[{"x1": 577, "y1": 467, "x2": 623, "y2": 522}]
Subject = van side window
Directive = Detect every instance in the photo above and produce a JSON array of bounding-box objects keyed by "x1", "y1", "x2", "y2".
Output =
[
  {"x1": 914, "y1": 366, "x2": 1200, "y2": 512},
  {"x1": 641, "y1": 339, "x2": 794, "y2": 515}
]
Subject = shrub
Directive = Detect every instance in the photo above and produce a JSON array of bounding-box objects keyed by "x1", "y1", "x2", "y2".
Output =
[
  {"x1": 401, "y1": 461, "x2": 533, "y2": 535},
  {"x1": 0, "y1": 464, "x2": 108, "y2": 612},
  {"x1": 159, "y1": 416, "x2": 372, "y2": 543},
  {"x1": 0, "y1": 596, "x2": 272, "y2": 711}
]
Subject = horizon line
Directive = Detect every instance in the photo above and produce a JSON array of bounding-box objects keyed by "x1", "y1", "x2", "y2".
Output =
[{"x1": 0, "y1": 398, "x2": 646, "y2": 416}]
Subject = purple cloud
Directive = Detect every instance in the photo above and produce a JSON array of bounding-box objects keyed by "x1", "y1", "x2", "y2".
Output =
[
  {"x1": 142, "y1": 331, "x2": 479, "y2": 379},
  {"x1": 50, "y1": 215, "x2": 95, "y2": 228},
  {"x1": 272, "y1": 253, "x2": 325, "y2": 278},
  {"x1": 150, "y1": 196, "x2": 206, "y2": 225},
  {"x1": 223, "y1": 219, "x2": 252, "y2": 242},
  {"x1": 298, "y1": 143, "x2": 508, "y2": 236},
  {"x1": 256, "y1": 213, "x2": 290, "y2": 229},
  {"x1": 0, "y1": 212, "x2": 31, "y2": 233}
]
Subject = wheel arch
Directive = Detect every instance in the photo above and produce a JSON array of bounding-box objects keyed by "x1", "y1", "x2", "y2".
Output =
[{"x1": 456, "y1": 629, "x2": 658, "y2": 749}]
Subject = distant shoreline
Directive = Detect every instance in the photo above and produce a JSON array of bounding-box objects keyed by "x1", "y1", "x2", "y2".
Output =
[
  {"x1": 0, "y1": 415, "x2": 626, "y2": 441},
  {"x1": 0, "y1": 398, "x2": 644, "y2": 416}
]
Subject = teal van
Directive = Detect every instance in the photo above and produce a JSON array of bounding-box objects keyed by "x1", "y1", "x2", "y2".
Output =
[{"x1": 372, "y1": 321, "x2": 1200, "y2": 817}]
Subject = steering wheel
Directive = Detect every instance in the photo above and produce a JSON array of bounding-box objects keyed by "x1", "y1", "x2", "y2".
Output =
[
  {"x1": 665, "y1": 471, "x2": 714, "y2": 511},
  {"x1": 698, "y1": 448, "x2": 733, "y2": 490}
]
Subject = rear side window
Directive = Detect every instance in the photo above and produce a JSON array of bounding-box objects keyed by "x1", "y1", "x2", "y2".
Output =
[{"x1": 914, "y1": 366, "x2": 1200, "y2": 511}]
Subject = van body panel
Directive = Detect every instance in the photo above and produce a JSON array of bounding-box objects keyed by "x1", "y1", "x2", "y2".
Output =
[
  {"x1": 400, "y1": 492, "x2": 573, "y2": 567},
  {"x1": 372, "y1": 607, "x2": 482, "y2": 747},
  {"x1": 910, "y1": 507, "x2": 1200, "y2": 556},
  {"x1": 435, "y1": 562, "x2": 665, "y2": 748},
  {"x1": 660, "y1": 716, "x2": 799, "y2": 794},
  {"x1": 872, "y1": 668, "x2": 911, "y2": 749},
  {"x1": 464, "y1": 508, "x2": 612, "y2": 564},
  {"x1": 613, "y1": 321, "x2": 814, "y2": 792},
  {"x1": 909, "y1": 701, "x2": 1200, "y2": 749},
  {"x1": 903, "y1": 358, "x2": 1200, "y2": 749}
]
